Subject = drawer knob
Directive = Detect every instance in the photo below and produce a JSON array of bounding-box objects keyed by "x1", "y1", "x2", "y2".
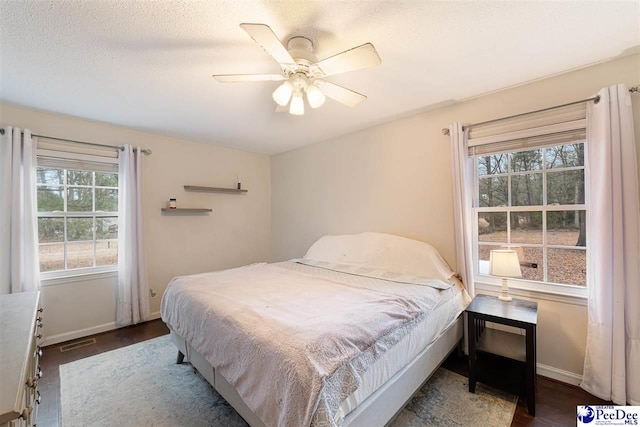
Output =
[
  {"x1": 36, "y1": 333, "x2": 42, "y2": 339},
  {"x1": 36, "y1": 346, "x2": 43, "y2": 357},
  {"x1": 36, "y1": 391, "x2": 41, "y2": 404},
  {"x1": 26, "y1": 376, "x2": 38, "y2": 388},
  {"x1": 19, "y1": 405, "x2": 32, "y2": 419},
  {"x1": 37, "y1": 367, "x2": 43, "y2": 378},
  {"x1": 38, "y1": 307, "x2": 44, "y2": 313}
]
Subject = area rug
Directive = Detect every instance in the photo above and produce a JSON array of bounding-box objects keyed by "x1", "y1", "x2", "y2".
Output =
[
  {"x1": 60, "y1": 335, "x2": 517, "y2": 427},
  {"x1": 389, "y1": 368, "x2": 517, "y2": 427}
]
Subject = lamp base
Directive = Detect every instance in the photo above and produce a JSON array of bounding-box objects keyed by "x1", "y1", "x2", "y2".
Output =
[{"x1": 498, "y1": 278, "x2": 512, "y2": 302}]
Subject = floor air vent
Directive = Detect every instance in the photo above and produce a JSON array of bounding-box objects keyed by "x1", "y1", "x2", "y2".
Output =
[{"x1": 60, "y1": 338, "x2": 97, "y2": 352}]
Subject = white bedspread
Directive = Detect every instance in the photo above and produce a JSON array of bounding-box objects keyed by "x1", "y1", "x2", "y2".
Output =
[{"x1": 161, "y1": 261, "x2": 445, "y2": 427}]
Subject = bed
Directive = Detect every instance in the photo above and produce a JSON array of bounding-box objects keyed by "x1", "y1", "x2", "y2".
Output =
[{"x1": 161, "y1": 232, "x2": 471, "y2": 427}]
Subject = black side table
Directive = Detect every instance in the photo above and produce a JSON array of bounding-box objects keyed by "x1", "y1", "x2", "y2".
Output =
[{"x1": 466, "y1": 294, "x2": 538, "y2": 416}]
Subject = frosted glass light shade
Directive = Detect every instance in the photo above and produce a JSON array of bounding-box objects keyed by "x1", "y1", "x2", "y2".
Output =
[
  {"x1": 289, "y1": 92, "x2": 305, "y2": 115},
  {"x1": 305, "y1": 84, "x2": 326, "y2": 108},
  {"x1": 489, "y1": 250, "x2": 522, "y2": 278},
  {"x1": 272, "y1": 81, "x2": 293, "y2": 107}
]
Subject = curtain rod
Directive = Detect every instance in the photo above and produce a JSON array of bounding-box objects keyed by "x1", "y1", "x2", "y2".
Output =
[
  {"x1": 442, "y1": 84, "x2": 640, "y2": 136},
  {"x1": 0, "y1": 129, "x2": 152, "y2": 155}
]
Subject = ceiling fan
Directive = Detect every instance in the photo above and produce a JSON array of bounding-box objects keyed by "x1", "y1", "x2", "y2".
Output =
[{"x1": 212, "y1": 23, "x2": 382, "y2": 115}]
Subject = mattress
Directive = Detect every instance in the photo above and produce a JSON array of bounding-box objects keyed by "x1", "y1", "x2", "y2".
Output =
[
  {"x1": 274, "y1": 262, "x2": 470, "y2": 422},
  {"x1": 339, "y1": 282, "x2": 467, "y2": 418},
  {"x1": 162, "y1": 260, "x2": 469, "y2": 427}
]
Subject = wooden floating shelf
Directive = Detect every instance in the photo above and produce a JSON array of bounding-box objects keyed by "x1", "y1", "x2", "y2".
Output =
[
  {"x1": 184, "y1": 185, "x2": 248, "y2": 193},
  {"x1": 161, "y1": 208, "x2": 212, "y2": 213}
]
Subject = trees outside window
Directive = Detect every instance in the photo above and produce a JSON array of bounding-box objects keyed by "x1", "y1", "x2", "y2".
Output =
[
  {"x1": 37, "y1": 166, "x2": 118, "y2": 274},
  {"x1": 475, "y1": 142, "x2": 586, "y2": 286}
]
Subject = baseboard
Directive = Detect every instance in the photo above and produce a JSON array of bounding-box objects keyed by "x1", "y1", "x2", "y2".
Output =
[
  {"x1": 43, "y1": 321, "x2": 119, "y2": 346},
  {"x1": 537, "y1": 362, "x2": 583, "y2": 386},
  {"x1": 43, "y1": 311, "x2": 582, "y2": 387},
  {"x1": 43, "y1": 311, "x2": 163, "y2": 347}
]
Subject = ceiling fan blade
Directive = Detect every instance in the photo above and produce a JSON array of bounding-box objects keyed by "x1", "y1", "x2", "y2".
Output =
[
  {"x1": 315, "y1": 80, "x2": 367, "y2": 108},
  {"x1": 212, "y1": 73, "x2": 285, "y2": 83},
  {"x1": 315, "y1": 43, "x2": 381, "y2": 77},
  {"x1": 239, "y1": 23, "x2": 296, "y2": 67}
]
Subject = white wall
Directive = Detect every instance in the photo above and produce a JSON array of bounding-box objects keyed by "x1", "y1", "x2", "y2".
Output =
[
  {"x1": 1, "y1": 103, "x2": 271, "y2": 344},
  {"x1": 2, "y1": 53, "x2": 638, "y2": 380},
  {"x1": 271, "y1": 53, "x2": 640, "y2": 382}
]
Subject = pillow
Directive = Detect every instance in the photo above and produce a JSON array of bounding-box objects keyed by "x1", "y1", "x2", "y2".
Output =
[
  {"x1": 303, "y1": 232, "x2": 455, "y2": 283},
  {"x1": 296, "y1": 258, "x2": 452, "y2": 290}
]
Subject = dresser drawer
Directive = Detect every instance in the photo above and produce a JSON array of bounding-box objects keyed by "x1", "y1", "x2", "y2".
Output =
[{"x1": 0, "y1": 292, "x2": 42, "y2": 427}]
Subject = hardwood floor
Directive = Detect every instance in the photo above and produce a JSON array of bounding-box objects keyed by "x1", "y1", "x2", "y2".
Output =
[
  {"x1": 442, "y1": 351, "x2": 610, "y2": 427},
  {"x1": 37, "y1": 319, "x2": 169, "y2": 427},
  {"x1": 38, "y1": 319, "x2": 608, "y2": 427}
]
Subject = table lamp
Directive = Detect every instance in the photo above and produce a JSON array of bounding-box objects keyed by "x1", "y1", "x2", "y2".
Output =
[{"x1": 489, "y1": 249, "x2": 522, "y2": 302}]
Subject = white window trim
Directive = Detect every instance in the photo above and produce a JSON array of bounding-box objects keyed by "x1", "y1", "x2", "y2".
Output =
[
  {"x1": 40, "y1": 267, "x2": 118, "y2": 286},
  {"x1": 471, "y1": 140, "x2": 588, "y2": 303},
  {"x1": 474, "y1": 262, "x2": 588, "y2": 303},
  {"x1": 474, "y1": 272, "x2": 587, "y2": 303},
  {"x1": 465, "y1": 104, "x2": 589, "y2": 303},
  {"x1": 37, "y1": 150, "x2": 119, "y2": 279}
]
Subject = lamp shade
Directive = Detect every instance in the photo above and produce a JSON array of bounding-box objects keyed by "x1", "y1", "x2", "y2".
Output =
[
  {"x1": 272, "y1": 81, "x2": 293, "y2": 107},
  {"x1": 489, "y1": 250, "x2": 522, "y2": 278},
  {"x1": 305, "y1": 84, "x2": 326, "y2": 108},
  {"x1": 289, "y1": 92, "x2": 304, "y2": 115}
]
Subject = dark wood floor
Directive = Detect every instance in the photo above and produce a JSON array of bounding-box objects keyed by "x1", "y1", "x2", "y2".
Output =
[
  {"x1": 38, "y1": 319, "x2": 608, "y2": 427},
  {"x1": 441, "y1": 351, "x2": 609, "y2": 427},
  {"x1": 37, "y1": 319, "x2": 170, "y2": 427}
]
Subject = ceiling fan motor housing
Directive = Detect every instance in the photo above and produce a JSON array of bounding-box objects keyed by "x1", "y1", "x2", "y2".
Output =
[
  {"x1": 287, "y1": 37, "x2": 316, "y2": 63},
  {"x1": 291, "y1": 72, "x2": 309, "y2": 90},
  {"x1": 283, "y1": 36, "x2": 322, "y2": 78}
]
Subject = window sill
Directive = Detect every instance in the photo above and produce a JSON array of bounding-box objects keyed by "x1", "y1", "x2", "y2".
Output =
[
  {"x1": 474, "y1": 276, "x2": 587, "y2": 306},
  {"x1": 40, "y1": 268, "x2": 118, "y2": 286}
]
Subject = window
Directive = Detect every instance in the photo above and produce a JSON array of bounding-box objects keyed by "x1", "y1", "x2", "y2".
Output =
[
  {"x1": 37, "y1": 152, "x2": 118, "y2": 276},
  {"x1": 474, "y1": 141, "x2": 587, "y2": 287}
]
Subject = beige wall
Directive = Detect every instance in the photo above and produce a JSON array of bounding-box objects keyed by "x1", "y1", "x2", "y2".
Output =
[
  {"x1": 1, "y1": 103, "x2": 271, "y2": 343},
  {"x1": 1, "y1": 53, "x2": 638, "y2": 379},
  {"x1": 271, "y1": 53, "x2": 640, "y2": 380}
]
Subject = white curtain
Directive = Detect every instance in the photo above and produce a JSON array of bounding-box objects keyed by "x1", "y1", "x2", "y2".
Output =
[
  {"x1": 449, "y1": 123, "x2": 475, "y2": 296},
  {"x1": 0, "y1": 127, "x2": 40, "y2": 294},
  {"x1": 581, "y1": 84, "x2": 640, "y2": 405},
  {"x1": 117, "y1": 145, "x2": 149, "y2": 325}
]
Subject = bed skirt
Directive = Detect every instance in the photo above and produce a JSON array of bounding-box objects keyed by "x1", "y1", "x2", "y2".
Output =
[{"x1": 168, "y1": 315, "x2": 463, "y2": 427}]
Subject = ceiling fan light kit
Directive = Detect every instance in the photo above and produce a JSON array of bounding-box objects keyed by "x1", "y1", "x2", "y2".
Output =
[
  {"x1": 272, "y1": 72, "x2": 326, "y2": 111},
  {"x1": 305, "y1": 84, "x2": 325, "y2": 108},
  {"x1": 272, "y1": 81, "x2": 293, "y2": 106},
  {"x1": 213, "y1": 23, "x2": 381, "y2": 116},
  {"x1": 289, "y1": 92, "x2": 305, "y2": 115}
]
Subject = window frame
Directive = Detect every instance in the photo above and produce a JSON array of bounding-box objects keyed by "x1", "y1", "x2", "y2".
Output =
[
  {"x1": 36, "y1": 150, "x2": 119, "y2": 281},
  {"x1": 471, "y1": 141, "x2": 588, "y2": 300}
]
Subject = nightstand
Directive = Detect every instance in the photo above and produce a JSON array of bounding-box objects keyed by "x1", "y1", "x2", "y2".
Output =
[{"x1": 466, "y1": 294, "x2": 538, "y2": 416}]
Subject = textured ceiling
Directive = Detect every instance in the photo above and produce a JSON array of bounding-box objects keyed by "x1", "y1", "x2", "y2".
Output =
[{"x1": 1, "y1": 1, "x2": 639, "y2": 155}]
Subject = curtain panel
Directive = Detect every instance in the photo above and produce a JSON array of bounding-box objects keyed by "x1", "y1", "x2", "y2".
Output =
[
  {"x1": 581, "y1": 84, "x2": 640, "y2": 405},
  {"x1": 449, "y1": 123, "x2": 475, "y2": 296},
  {"x1": 0, "y1": 127, "x2": 40, "y2": 294},
  {"x1": 117, "y1": 145, "x2": 150, "y2": 325}
]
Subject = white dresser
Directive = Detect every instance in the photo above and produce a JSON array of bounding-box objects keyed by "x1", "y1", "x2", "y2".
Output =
[{"x1": 0, "y1": 292, "x2": 42, "y2": 427}]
